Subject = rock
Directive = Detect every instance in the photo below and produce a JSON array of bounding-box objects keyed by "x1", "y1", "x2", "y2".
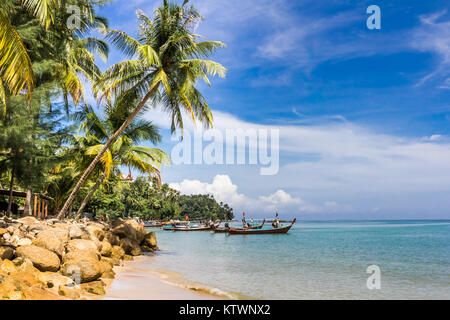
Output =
[
  {"x1": 120, "y1": 238, "x2": 142, "y2": 256},
  {"x1": 141, "y1": 231, "x2": 158, "y2": 249},
  {"x1": 2, "y1": 233, "x2": 10, "y2": 241},
  {"x1": 17, "y1": 238, "x2": 32, "y2": 246},
  {"x1": 68, "y1": 225, "x2": 83, "y2": 239},
  {"x1": 28, "y1": 223, "x2": 49, "y2": 233},
  {"x1": 80, "y1": 280, "x2": 105, "y2": 295},
  {"x1": 86, "y1": 225, "x2": 105, "y2": 242},
  {"x1": 100, "y1": 241, "x2": 112, "y2": 257},
  {"x1": 16, "y1": 216, "x2": 38, "y2": 225},
  {"x1": 66, "y1": 239, "x2": 99, "y2": 258},
  {"x1": 141, "y1": 245, "x2": 154, "y2": 252},
  {"x1": 99, "y1": 259, "x2": 115, "y2": 279},
  {"x1": 61, "y1": 257, "x2": 102, "y2": 283},
  {"x1": 87, "y1": 221, "x2": 107, "y2": 230},
  {"x1": 2, "y1": 290, "x2": 25, "y2": 300},
  {"x1": 111, "y1": 219, "x2": 146, "y2": 243},
  {"x1": 103, "y1": 232, "x2": 119, "y2": 245},
  {"x1": 15, "y1": 245, "x2": 60, "y2": 272},
  {"x1": 58, "y1": 284, "x2": 81, "y2": 299},
  {"x1": 110, "y1": 245, "x2": 125, "y2": 260},
  {"x1": 38, "y1": 272, "x2": 74, "y2": 291},
  {"x1": 0, "y1": 228, "x2": 8, "y2": 236},
  {"x1": 0, "y1": 259, "x2": 18, "y2": 273},
  {"x1": 33, "y1": 228, "x2": 69, "y2": 257},
  {"x1": 0, "y1": 246, "x2": 14, "y2": 260},
  {"x1": 123, "y1": 254, "x2": 134, "y2": 261}
]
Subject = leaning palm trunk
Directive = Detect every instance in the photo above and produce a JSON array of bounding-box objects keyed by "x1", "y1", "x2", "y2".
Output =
[
  {"x1": 75, "y1": 170, "x2": 107, "y2": 220},
  {"x1": 6, "y1": 169, "x2": 14, "y2": 217},
  {"x1": 57, "y1": 84, "x2": 160, "y2": 219}
]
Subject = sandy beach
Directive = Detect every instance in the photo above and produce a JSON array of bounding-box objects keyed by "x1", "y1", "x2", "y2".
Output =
[{"x1": 103, "y1": 255, "x2": 222, "y2": 300}]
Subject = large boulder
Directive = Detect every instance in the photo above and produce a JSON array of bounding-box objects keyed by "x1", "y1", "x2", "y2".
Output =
[
  {"x1": 33, "y1": 228, "x2": 69, "y2": 257},
  {"x1": 16, "y1": 216, "x2": 38, "y2": 226},
  {"x1": 38, "y1": 272, "x2": 75, "y2": 291},
  {"x1": 0, "y1": 246, "x2": 14, "y2": 260},
  {"x1": 58, "y1": 284, "x2": 81, "y2": 299},
  {"x1": 28, "y1": 223, "x2": 50, "y2": 234},
  {"x1": 66, "y1": 239, "x2": 99, "y2": 258},
  {"x1": 15, "y1": 245, "x2": 60, "y2": 272},
  {"x1": 61, "y1": 257, "x2": 102, "y2": 283},
  {"x1": 100, "y1": 241, "x2": 112, "y2": 257},
  {"x1": 120, "y1": 238, "x2": 142, "y2": 256},
  {"x1": 86, "y1": 225, "x2": 105, "y2": 242},
  {"x1": 110, "y1": 245, "x2": 125, "y2": 261},
  {"x1": 111, "y1": 219, "x2": 146, "y2": 243},
  {"x1": 80, "y1": 280, "x2": 105, "y2": 295},
  {"x1": 141, "y1": 231, "x2": 158, "y2": 249},
  {"x1": 104, "y1": 232, "x2": 120, "y2": 246},
  {"x1": 68, "y1": 225, "x2": 84, "y2": 239}
]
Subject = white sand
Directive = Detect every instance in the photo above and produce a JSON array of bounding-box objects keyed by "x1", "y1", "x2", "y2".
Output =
[{"x1": 103, "y1": 256, "x2": 221, "y2": 300}]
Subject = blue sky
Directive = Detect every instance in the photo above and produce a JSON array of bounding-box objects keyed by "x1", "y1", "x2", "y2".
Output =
[{"x1": 95, "y1": 0, "x2": 450, "y2": 219}]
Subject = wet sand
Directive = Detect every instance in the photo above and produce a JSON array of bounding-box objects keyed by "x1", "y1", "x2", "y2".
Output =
[{"x1": 103, "y1": 255, "x2": 221, "y2": 300}]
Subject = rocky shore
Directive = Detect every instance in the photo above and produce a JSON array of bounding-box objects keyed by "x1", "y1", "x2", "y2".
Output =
[{"x1": 0, "y1": 216, "x2": 158, "y2": 300}]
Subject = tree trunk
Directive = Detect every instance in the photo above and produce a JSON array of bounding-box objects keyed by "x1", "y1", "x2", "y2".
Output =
[
  {"x1": 57, "y1": 84, "x2": 160, "y2": 219},
  {"x1": 75, "y1": 171, "x2": 107, "y2": 220},
  {"x1": 6, "y1": 169, "x2": 15, "y2": 217},
  {"x1": 23, "y1": 188, "x2": 32, "y2": 216}
]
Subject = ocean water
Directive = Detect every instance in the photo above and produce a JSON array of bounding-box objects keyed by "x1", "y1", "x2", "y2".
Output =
[{"x1": 145, "y1": 220, "x2": 450, "y2": 299}]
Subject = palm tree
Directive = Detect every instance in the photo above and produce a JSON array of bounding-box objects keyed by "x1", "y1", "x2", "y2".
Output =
[
  {"x1": 0, "y1": 0, "x2": 108, "y2": 116},
  {"x1": 72, "y1": 99, "x2": 170, "y2": 218},
  {"x1": 57, "y1": 0, "x2": 226, "y2": 218}
]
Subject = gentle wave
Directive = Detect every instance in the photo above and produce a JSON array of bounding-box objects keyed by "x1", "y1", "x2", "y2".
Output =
[{"x1": 138, "y1": 266, "x2": 249, "y2": 300}]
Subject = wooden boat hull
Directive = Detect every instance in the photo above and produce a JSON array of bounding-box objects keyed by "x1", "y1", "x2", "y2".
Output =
[
  {"x1": 231, "y1": 219, "x2": 266, "y2": 232},
  {"x1": 144, "y1": 224, "x2": 163, "y2": 228},
  {"x1": 213, "y1": 228, "x2": 230, "y2": 233},
  {"x1": 163, "y1": 226, "x2": 212, "y2": 231},
  {"x1": 229, "y1": 219, "x2": 296, "y2": 235}
]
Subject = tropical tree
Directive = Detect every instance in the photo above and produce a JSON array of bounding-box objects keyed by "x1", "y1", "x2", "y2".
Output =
[
  {"x1": 0, "y1": 0, "x2": 109, "y2": 117},
  {"x1": 72, "y1": 97, "x2": 170, "y2": 218},
  {"x1": 57, "y1": 0, "x2": 226, "y2": 218}
]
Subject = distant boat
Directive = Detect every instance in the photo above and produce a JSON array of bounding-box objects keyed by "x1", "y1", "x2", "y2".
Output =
[
  {"x1": 144, "y1": 222, "x2": 164, "y2": 228},
  {"x1": 229, "y1": 219, "x2": 296, "y2": 235},
  {"x1": 163, "y1": 225, "x2": 212, "y2": 231},
  {"x1": 213, "y1": 219, "x2": 265, "y2": 233}
]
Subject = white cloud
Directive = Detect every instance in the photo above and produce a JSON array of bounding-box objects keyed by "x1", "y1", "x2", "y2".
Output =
[
  {"x1": 411, "y1": 11, "x2": 450, "y2": 88},
  {"x1": 169, "y1": 174, "x2": 337, "y2": 216},
  {"x1": 160, "y1": 110, "x2": 450, "y2": 218}
]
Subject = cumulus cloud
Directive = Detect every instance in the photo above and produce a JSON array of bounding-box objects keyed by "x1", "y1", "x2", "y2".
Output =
[
  {"x1": 169, "y1": 174, "x2": 338, "y2": 216},
  {"x1": 159, "y1": 109, "x2": 450, "y2": 218}
]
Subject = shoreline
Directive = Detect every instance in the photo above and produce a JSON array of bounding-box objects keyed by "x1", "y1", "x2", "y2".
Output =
[{"x1": 103, "y1": 255, "x2": 227, "y2": 300}]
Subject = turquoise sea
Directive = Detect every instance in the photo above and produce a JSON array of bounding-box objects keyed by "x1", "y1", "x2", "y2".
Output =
[{"x1": 145, "y1": 220, "x2": 450, "y2": 299}]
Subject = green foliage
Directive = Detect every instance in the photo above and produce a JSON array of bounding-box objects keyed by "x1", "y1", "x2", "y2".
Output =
[{"x1": 84, "y1": 176, "x2": 233, "y2": 221}]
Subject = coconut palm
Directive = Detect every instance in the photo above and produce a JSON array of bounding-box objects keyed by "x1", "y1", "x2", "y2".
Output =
[
  {"x1": 0, "y1": 0, "x2": 108, "y2": 116},
  {"x1": 57, "y1": 0, "x2": 226, "y2": 218},
  {"x1": 72, "y1": 98, "x2": 170, "y2": 218}
]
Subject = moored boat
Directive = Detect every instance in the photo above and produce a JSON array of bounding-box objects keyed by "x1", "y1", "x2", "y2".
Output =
[
  {"x1": 229, "y1": 219, "x2": 296, "y2": 235},
  {"x1": 144, "y1": 222, "x2": 164, "y2": 228},
  {"x1": 163, "y1": 225, "x2": 212, "y2": 231}
]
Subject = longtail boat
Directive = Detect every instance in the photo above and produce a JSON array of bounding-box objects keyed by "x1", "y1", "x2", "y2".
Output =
[
  {"x1": 144, "y1": 222, "x2": 164, "y2": 228},
  {"x1": 213, "y1": 227, "x2": 230, "y2": 233},
  {"x1": 163, "y1": 225, "x2": 212, "y2": 231},
  {"x1": 213, "y1": 219, "x2": 265, "y2": 233},
  {"x1": 229, "y1": 219, "x2": 296, "y2": 235}
]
